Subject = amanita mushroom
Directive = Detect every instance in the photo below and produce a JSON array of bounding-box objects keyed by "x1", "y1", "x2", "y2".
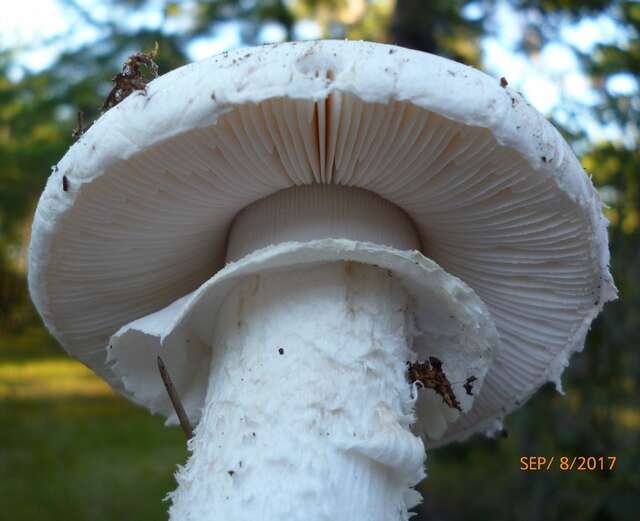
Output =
[{"x1": 28, "y1": 40, "x2": 616, "y2": 519}]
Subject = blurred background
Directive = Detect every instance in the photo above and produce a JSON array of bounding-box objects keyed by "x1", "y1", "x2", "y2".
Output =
[{"x1": 0, "y1": 0, "x2": 638, "y2": 519}]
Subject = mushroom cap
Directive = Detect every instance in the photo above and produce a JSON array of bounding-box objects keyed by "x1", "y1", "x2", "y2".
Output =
[{"x1": 28, "y1": 40, "x2": 616, "y2": 445}]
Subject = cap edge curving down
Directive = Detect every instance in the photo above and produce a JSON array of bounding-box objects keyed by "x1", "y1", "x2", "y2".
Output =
[{"x1": 28, "y1": 39, "x2": 617, "y2": 445}]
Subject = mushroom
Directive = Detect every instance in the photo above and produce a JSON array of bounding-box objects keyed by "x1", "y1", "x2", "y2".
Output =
[{"x1": 28, "y1": 40, "x2": 616, "y2": 519}]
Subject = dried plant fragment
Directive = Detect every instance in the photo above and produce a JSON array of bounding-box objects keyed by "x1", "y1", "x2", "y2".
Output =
[
  {"x1": 102, "y1": 42, "x2": 159, "y2": 112},
  {"x1": 72, "y1": 111, "x2": 85, "y2": 140},
  {"x1": 157, "y1": 355, "x2": 193, "y2": 439},
  {"x1": 407, "y1": 356, "x2": 462, "y2": 411}
]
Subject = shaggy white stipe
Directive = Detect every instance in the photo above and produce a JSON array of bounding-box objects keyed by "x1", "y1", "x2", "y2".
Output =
[{"x1": 168, "y1": 261, "x2": 425, "y2": 520}]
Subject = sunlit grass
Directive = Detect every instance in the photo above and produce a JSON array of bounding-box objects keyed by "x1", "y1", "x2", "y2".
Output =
[
  {"x1": 615, "y1": 407, "x2": 640, "y2": 430},
  {"x1": 0, "y1": 326, "x2": 189, "y2": 521},
  {"x1": 0, "y1": 328, "x2": 187, "y2": 521},
  {"x1": 0, "y1": 395, "x2": 187, "y2": 521},
  {"x1": 0, "y1": 358, "x2": 113, "y2": 398}
]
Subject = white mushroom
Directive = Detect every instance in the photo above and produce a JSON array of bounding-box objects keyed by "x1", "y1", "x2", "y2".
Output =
[{"x1": 28, "y1": 40, "x2": 616, "y2": 519}]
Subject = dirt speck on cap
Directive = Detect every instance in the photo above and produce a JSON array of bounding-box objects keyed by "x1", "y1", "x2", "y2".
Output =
[{"x1": 463, "y1": 376, "x2": 477, "y2": 396}]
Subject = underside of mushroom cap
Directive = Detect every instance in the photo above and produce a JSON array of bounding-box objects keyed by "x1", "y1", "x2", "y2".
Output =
[
  {"x1": 28, "y1": 39, "x2": 616, "y2": 445},
  {"x1": 107, "y1": 238, "x2": 499, "y2": 446}
]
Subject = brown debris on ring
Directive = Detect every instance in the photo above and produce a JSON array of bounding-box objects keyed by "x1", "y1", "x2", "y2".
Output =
[
  {"x1": 407, "y1": 356, "x2": 468, "y2": 411},
  {"x1": 102, "y1": 42, "x2": 159, "y2": 113}
]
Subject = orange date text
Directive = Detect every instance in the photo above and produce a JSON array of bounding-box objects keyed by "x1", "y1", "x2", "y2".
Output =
[{"x1": 520, "y1": 456, "x2": 616, "y2": 471}]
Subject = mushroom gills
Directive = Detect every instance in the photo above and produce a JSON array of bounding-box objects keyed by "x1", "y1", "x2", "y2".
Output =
[{"x1": 50, "y1": 92, "x2": 592, "y2": 422}]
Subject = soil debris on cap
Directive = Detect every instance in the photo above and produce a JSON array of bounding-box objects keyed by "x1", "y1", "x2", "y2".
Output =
[
  {"x1": 102, "y1": 42, "x2": 159, "y2": 113},
  {"x1": 407, "y1": 357, "x2": 462, "y2": 411},
  {"x1": 71, "y1": 111, "x2": 85, "y2": 140},
  {"x1": 500, "y1": 77, "x2": 508, "y2": 88}
]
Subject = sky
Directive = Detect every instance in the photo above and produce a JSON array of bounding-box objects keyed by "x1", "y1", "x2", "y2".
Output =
[{"x1": 0, "y1": 0, "x2": 635, "y2": 144}]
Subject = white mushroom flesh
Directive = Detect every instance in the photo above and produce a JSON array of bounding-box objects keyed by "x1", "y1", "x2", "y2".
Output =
[
  {"x1": 161, "y1": 184, "x2": 495, "y2": 518},
  {"x1": 169, "y1": 261, "x2": 425, "y2": 520}
]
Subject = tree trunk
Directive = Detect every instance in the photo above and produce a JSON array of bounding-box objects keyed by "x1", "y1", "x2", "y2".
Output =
[{"x1": 390, "y1": 0, "x2": 438, "y2": 53}]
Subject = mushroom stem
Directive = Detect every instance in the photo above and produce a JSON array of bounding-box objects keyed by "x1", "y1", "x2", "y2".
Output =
[{"x1": 169, "y1": 261, "x2": 425, "y2": 520}]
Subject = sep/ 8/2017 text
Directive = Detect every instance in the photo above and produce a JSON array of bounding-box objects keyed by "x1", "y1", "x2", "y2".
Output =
[{"x1": 520, "y1": 456, "x2": 617, "y2": 471}]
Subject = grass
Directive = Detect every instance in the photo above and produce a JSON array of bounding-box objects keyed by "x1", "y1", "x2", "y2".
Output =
[
  {"x1": 0, "y1": 358, "x2": 112, "y2": 399},
  {"x1": 0, "y1": 327, "x2": 187, "y2": 521}
]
